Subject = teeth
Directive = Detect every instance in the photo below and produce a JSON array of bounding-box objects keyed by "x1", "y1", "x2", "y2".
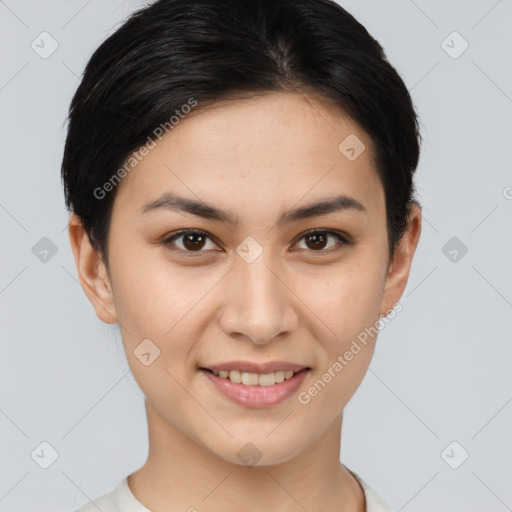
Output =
[
  {"x1": 274, "y1": 370, "x2": 285, "y2": 383},
  {"x1": 228, "y1": 370, "x2": 241, "y2": 383},
  {"x1": 210, "y1": 369, "x2": 300, "y2": 386},
  {"x1": 242, "y1": 372, "x2": 259, "y2": 386}
]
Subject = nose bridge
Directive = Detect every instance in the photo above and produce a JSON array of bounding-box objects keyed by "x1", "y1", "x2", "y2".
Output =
[{"x1": 220, "y1": 245, "x2": 296, "y2": 343}]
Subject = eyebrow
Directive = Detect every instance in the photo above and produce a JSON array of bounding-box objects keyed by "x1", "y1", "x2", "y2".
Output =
[{"x1": 140, "y1": 192, "x2": 366, "y2": 226}]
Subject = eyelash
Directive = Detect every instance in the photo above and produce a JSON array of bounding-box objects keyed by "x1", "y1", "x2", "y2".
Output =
[{"x1": 161, "y1": 228, "x2": 352, "y2": 256}]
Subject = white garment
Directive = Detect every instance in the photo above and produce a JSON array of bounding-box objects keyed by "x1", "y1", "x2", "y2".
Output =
[{"x1": 73, "y1": 466, "x2": 394, "y2": 512}]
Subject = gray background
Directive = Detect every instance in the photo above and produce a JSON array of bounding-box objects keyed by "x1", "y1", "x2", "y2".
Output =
[{"x1": 1, "y1": 0, "x2": 511, "y2": 510}]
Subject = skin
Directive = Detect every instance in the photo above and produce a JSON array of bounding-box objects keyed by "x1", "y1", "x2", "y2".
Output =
[{"x1": 68, "y1": 91, "x2": 421, "y2": 512}]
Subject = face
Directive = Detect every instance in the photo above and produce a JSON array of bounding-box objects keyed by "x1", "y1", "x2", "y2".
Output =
[{"x1": 70, "y1": 91, "x2": 421, "y2": 467}]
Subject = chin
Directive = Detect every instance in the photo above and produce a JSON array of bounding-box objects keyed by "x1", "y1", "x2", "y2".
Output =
[{"x1": 206, "y1": 435, "x2": 305, "y2": 469}]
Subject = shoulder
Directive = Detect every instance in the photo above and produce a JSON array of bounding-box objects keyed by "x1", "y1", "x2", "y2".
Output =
[
  {"x1": 72, "y1": 475, "x2": 151, "y2": 512},
  {"x1": 72, "y1": 478, "x2": 122, "y2": 512},
  {"x1": 348, "y1": 469, "x2": 395, "y2": 512}
]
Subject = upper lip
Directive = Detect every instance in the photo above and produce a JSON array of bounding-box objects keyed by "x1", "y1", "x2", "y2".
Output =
[{"x1": 201, "y1": 361, "x2": 309, "y2": 374}]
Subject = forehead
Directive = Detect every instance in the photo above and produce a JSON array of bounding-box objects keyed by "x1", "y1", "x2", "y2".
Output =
[{"x1": 113, "y1": 92, "x2": 383, "y2": 221}]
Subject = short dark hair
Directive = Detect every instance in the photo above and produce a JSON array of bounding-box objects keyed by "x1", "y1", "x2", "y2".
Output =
[{"x1": 61, "y1": 0, "x2": 422, "y2": 269}]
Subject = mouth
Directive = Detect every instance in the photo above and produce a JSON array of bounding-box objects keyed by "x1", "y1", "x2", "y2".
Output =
[
  {"x1": 199, "y1": 366, "x2": 311, "y2": 408},
  {"x1": 199, "y1": 361, "x2": 310, "y2": 387}
]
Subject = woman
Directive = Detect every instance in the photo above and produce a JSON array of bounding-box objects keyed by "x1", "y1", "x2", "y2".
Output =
[{"x1": 63, "y1": 0, "x2": 422, "y2": 510}]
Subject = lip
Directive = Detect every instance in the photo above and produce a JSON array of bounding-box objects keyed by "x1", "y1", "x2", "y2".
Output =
[
  {"x1": 201, "y1": 361, "x2": 309, "y2": 374},
  {"x1": 200, "y1": 367, "x2": 310, "y2": 408}
]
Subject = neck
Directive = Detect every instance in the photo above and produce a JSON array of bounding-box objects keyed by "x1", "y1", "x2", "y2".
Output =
[{"x1": 127, "y1": 400, "x2": 365, "y2": 512}]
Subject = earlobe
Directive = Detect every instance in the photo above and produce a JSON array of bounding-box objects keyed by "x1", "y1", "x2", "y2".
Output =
[
  {"x1": 380, "y1": 203, "x2": 422, "y2": 317},
  {"x1": 67, "y1": 214, "x2": 119, "y2": 324}
]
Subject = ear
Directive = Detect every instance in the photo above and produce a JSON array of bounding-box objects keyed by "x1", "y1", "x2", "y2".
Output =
[
  {"x1": 67, "y1": 214, "x2": 118, "y2": 324},
  {"x1": 380, "y1": 202, "x2": 422, "y2": 317}
]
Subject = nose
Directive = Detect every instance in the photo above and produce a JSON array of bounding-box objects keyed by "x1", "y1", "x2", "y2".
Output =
[{"x1": 217, "y1": 250, "x2": 298, "y2": 345}]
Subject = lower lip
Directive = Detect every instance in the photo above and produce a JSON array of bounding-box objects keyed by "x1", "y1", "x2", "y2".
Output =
[{"x1": 200, "y1": 368, "x2": 309, "y2": 408}]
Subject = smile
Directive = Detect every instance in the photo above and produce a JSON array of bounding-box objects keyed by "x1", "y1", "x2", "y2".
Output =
[{"x1": 199, "y1": 367, "x2": 310, "y2": 408}]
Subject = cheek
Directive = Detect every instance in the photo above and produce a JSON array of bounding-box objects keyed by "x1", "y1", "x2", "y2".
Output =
[
  {"x1": 299, "y1": 279, "x2": 379, "y2": 414},
  {"x1": 300, "y1": 257, "x2": 386, "y2": 342},
  {"x1": 109, "y1": 252, "x2": 219, "y2": 383},
  {"x1": 109, "y1": 245, "x2": 197, "y2": 335}
]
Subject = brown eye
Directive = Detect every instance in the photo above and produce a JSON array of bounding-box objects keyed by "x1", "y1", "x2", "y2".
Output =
[
  {"x1": 163, "y1": 229, "x2": 216, "y2": 253},
  {"x1": 304, "y1": 231, "x2": 328, "y2": 250},
  {"x1": 162, "y1": 228, "x2": 351, "y2": 256},
  {"x1": 295, "y1": 229, "x2": 350, "y2": 252},
  {"x1": 182, "y1": 232, "x2": 207, "y2": 251}
]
